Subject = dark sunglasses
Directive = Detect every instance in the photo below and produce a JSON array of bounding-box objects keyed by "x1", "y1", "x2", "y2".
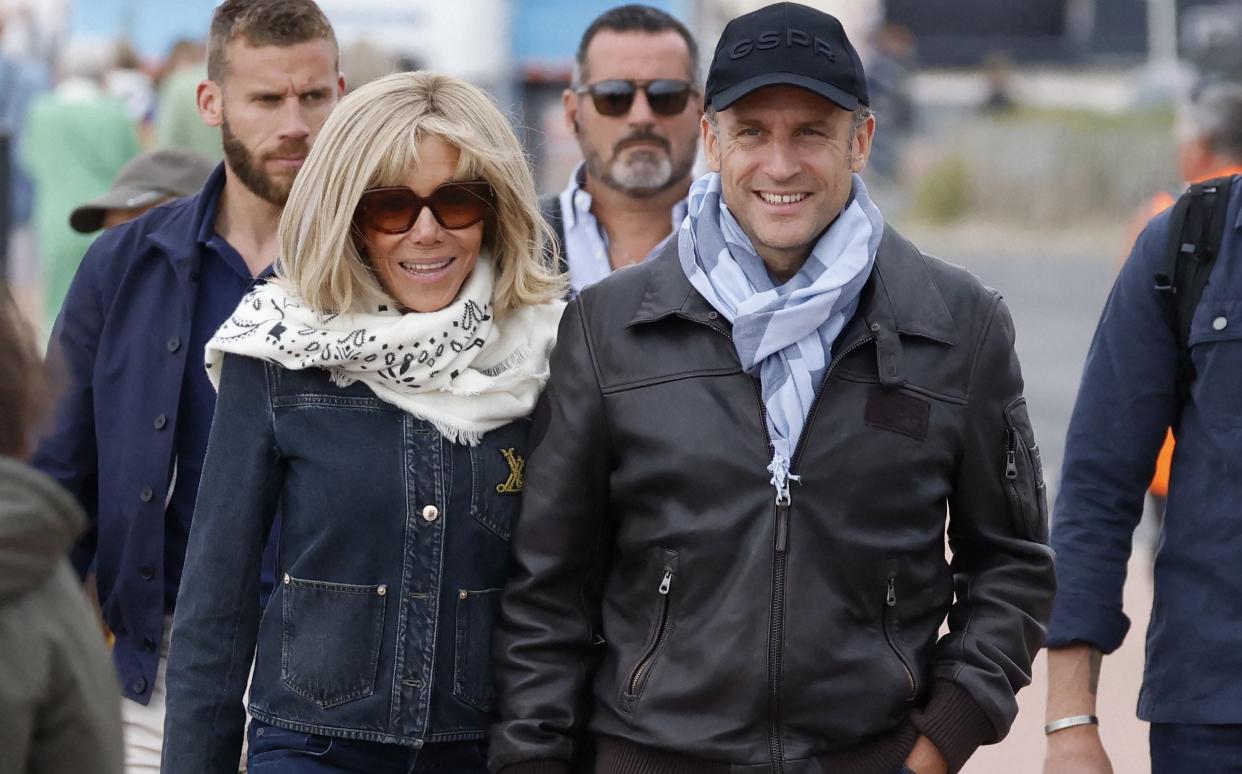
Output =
[
  {"x1": 355, "y1": 180, "x2": 495, "y2": 234},
  {"x1": 575, "y1": 79, "x2": 696, "y2": 117}
]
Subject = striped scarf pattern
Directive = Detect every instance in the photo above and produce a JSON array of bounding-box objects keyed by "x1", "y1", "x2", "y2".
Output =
[{"x1": 677, "y1": 172, "x2": 883, "y2": 500}]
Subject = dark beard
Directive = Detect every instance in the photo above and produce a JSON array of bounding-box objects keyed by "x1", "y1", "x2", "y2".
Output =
[{"x1": 220, "y1": 117, "x2": 304, "y2": 206}]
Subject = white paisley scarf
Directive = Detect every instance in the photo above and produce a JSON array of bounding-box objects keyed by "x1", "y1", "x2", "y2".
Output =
[
  {"x1": 205, "y1": 256, "x2": 564, "y2": 445},
  {"x1": 678, "y1": 172, "x2": 883, "y2": 501}
]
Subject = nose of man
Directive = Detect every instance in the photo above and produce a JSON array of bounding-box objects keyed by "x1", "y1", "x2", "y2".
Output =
[
  {"x1": 760, "y1": 138, "x2": 802, "y2": 182},
  {"x1": 278, "y1": 99, "x2": 313, "y2": 142}
]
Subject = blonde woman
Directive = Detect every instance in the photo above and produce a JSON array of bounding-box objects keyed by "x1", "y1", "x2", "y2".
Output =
[{"x1": 161, "y1": 71, "x2": 565, "y2": 774}]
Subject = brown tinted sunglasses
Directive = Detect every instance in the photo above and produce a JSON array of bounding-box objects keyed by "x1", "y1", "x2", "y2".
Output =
[{"x1": 355, "y1": 180, "x2": 495, "y2": 233}]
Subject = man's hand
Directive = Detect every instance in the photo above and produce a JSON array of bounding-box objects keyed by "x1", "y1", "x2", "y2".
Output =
[
  {"x1": 904, "y1": 734, "x2": 948, "y2": 774},
  {"x1": 1044, "y1": 644, "x2": 1111, "y2": 774},
  {"x1": 1043, "y1": 724, "x2": 1113, "y2": 774}
]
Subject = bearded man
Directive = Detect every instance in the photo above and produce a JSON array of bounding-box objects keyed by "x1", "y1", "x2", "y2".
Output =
[
  {"x1": 542, "y1": 4, "x2": 702, "y2": 297},
  {"x1": 30, "y1": 1, "x2": 343, "y2": 770}
]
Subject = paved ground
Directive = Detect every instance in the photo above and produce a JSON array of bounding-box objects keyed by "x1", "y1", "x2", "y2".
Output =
[{"x1": 902, "y1": 220, "x2": 1156, "y2": 773}]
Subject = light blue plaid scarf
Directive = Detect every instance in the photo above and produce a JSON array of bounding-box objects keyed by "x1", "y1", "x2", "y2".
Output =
[{"x1": 677, "y1": 172, "x2": 883, "y2": 502}]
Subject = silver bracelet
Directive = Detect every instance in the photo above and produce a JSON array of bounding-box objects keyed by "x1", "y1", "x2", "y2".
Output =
[{"x1": 1044, "y1": 714, "x2": 1099, "y2": 735}]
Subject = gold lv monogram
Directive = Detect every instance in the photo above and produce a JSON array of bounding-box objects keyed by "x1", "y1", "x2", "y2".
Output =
[{"x1": 495, "y1": 448, "x2": 525, "y2": 494}]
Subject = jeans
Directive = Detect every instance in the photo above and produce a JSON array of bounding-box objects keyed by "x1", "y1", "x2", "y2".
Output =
[
  {"x1": 246, "y1": 721, "x2": 488, "y2": 774},
  {"x1": 1150, "y1": 723, "x2": 1242, "y2": 774}
]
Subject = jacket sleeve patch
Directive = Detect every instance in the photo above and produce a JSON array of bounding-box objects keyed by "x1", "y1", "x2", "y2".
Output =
[{"x1": 864, "y1": 387, "x2": 930, "y2": 441}]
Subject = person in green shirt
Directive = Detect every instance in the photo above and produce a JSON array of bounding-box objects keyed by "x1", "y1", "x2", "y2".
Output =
[
  {"x1": 155, "y1": 63, "x2": 223, "y2": 163},
  {"x1": 23, "y1": 42, "x2": 139, "y2": 328}
]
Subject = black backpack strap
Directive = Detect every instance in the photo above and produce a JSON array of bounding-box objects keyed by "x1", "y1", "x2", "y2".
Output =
[
  {"x1": 538, "y1": 193, "x2": 569, "y2": 278},
  {"x1": 1154, "y1": 175, "x2": 1235, "y2": 406}
]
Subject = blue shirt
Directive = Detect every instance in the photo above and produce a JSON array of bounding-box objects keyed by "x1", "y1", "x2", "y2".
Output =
[
  {"x1": 1048, "y1": 178, "x2": 1242, "y2": 722},
  {"x1": 557, "y1": 163, "x2": 687, "y2": 297},
  {"x1": 162, "y1": 178, "x2": 273, "y2": 610}
]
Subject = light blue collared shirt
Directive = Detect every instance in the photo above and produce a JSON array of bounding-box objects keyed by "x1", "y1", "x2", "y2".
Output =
[{"x1": 557, "y1": 163, "x2": 689, "y2": 297}]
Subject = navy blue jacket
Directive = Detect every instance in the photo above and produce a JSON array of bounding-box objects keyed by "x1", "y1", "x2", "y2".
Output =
[
  {"x1": 1048, "y1": 179, "x2": 1242, "y2": 722},
  {"x1": 31, "y1": 167, "x2": 274, "y2": 703},
  {"x1": 162, "y1": 355, "x2": 527, "y2": 773}
]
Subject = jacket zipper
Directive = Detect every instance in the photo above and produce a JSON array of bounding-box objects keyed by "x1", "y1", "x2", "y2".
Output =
[
  {"x1": 626, "y1": 561, "x2": 676, "y2": 697},
  {"x1": 1004, "y1": 427, "x2": 1023, "y2": 518},
  {"x1": 694, "y1": 312, "x2": 875, "y2": 774},
  {"x1": 883, "y1": 576, "x2": 917, "y2": 700}
]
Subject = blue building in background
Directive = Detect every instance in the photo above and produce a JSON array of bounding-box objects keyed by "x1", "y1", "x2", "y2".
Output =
[{"x1": 69, "y1": 0, "x2": 217, "y2": 59}]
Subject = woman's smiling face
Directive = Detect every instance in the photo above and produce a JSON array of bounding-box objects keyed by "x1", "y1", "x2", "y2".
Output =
[{"x1": 360, "y1": 135, "x2": 484, "y2": 313}]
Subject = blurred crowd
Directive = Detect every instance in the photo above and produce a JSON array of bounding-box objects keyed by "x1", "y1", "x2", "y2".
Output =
[{"x1": 0, "y1": 13, "x2": 406, "y2": 339}]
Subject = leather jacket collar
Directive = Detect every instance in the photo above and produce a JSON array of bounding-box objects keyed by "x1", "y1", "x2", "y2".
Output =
[{"x1": 628, "y1": 224, "x2": 959, "y2": 386}]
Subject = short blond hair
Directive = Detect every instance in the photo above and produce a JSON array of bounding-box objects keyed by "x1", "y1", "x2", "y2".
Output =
[{"x1": 277, "y1": 71, "x2": 566, "y2": 316}]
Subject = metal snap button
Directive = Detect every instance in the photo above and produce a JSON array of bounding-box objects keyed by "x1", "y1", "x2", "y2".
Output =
[
  {"x1": 707, "y1": 311, "x2": 719, "y2": 320},
  {"x1": 1213, "y1": 316, "x2": 1228, "y2": 331},
  {"x1": 421, "y1": 504, "x2": 439, "y2": 522},
  {"x1": 153, "y1": 414, "x2": 167, "y2": 430},
  {"x1": 869, "y1": 322, "x2": 881, "y2": 332}
]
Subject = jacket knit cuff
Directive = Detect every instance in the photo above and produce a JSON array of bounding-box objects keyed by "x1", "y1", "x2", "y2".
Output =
[
  {"x1": 910, "y1": 679, "x2": 998, "y2": 774},
  {"x1": 496, "y1": 760, "x2": 570, "y2": 774}
]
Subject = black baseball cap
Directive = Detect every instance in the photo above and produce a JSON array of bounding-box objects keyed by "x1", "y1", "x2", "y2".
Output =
[{"x1": 705, "y1": 2, "x2": 869, "y2": 113}]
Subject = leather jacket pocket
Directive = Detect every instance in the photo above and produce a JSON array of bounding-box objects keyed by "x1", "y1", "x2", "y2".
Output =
[
  {"x1": 882, "y1": 572, "x2": 918, "y2": 703},
  {"x1": 620, "y1": 549, "x2": 679, "y2": 711},
  {"x1": 453, "y1": 588, "x2": 503, "y2": 712},
  {"x1": 1003, "y1": 398, "x2": 1048, "y2": 541},
  {"x1": 280, "y1": 574, "x2": 387, "y2": 709}
]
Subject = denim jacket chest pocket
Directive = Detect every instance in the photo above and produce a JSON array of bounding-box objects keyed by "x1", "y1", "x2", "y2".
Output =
[{"x1": 467, "y1": 420, "x2": 531, "y2": 541}]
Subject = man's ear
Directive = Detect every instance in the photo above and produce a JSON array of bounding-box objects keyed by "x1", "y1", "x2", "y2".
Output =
[
  {"x1": 850, "y1": 113, "x2": 876, "y2": 174},
  {"x1": 563, "y1": 87, "x2": 580, "y2": 137},
  {"x1": 197, "y1": 79, "x2": 223, "y2": 128},
  {"x1": 701, "y1": 114, "x2": 721, "y2": 173}
]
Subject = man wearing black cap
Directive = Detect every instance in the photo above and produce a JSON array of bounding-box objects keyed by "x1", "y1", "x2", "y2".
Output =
[{"x1": 489, "y1": 4, "x2": 1055, "y2": 774}]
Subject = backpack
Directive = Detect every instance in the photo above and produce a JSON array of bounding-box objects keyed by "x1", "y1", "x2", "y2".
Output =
[{"x1": 1153, "y1": 175, "x2": 1235, "y2": 404}]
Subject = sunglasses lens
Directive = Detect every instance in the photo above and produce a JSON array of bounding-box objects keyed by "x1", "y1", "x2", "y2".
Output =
[
  {"x1": 590, "y1": 80, "x2": 636, "y2": 116},
  {"x1": 357, "y1": 189, "x2": 418, "y2": 234},
  {"x1": 646, "y1": 80, "x2": 692, "y2": 115},
  {"x1": 431, "y1": 183, "x2": 492, "y2": 229}
]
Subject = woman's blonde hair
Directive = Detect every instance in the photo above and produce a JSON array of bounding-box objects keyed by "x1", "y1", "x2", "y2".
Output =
[{"x1": 277, "y1": 71, "x2": 565, "y2": 315}]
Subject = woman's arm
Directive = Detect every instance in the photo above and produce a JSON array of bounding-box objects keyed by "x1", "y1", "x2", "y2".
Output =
[{"x1": 161, "y1": 354, "x2": 283, "y2": 774}]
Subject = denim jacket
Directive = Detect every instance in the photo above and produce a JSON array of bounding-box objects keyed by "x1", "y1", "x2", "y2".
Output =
[{"x1": 162, "y1": 353, "x2": 528, "y2": 773}]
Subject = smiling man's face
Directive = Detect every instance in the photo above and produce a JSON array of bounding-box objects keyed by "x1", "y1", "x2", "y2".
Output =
[{"x1": 704, "y1": 85, "x2": 873, "y2": 281}]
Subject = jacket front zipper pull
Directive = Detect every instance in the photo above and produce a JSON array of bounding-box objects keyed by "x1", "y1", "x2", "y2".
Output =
[
  {"x1": 658, "y1": 570, "x2": 672, "y2": 595},
  {"x1": 886, "y1": 577, "x2": 897, "y2": 607},
  {"x1": 776, "y1": 503, "x2": 790, "y2": 553}
]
